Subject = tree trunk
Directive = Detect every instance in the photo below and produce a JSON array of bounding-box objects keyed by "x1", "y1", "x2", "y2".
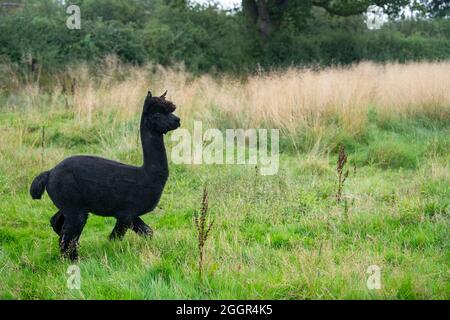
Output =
[{"x1": 242, "y1": 0, "x2": 274, "y2": 39}]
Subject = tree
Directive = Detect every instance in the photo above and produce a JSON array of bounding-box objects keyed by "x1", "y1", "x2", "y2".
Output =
[
  {"x1": 242, "y1": 0, "x2": 443, "y2": 39},
  {"x1": 424, "y1": 0, "x2": 450, "y2": 18}
]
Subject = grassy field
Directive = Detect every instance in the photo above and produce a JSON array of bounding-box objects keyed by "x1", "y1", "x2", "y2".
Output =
[{"x1": 0, "y1": 61, "x2": 449, "y2": 299}]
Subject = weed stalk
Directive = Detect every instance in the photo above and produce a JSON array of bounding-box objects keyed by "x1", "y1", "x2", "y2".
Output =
[
  {"x1": 336, "y1": 145, "x2": 349, "y2": 203},
  {"x1": 194, "y1": 185, "x2": 214, "y2": 279}
]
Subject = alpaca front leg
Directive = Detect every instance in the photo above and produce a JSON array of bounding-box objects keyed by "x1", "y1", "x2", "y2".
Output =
[
  {"x1": 60, "y1": 212, "x2": 88, "y2": 261},
  {"x1": 109, "y1": 218, "x2": 132, "y2": 240},
  {"x1": 131, "y1": 217, "x2": 153, "y2": 237}
]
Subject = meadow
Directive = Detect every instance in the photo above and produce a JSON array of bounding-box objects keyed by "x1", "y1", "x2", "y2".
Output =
[{"x1": 0, "y1": 59, "x2": 449, "y2": 299}]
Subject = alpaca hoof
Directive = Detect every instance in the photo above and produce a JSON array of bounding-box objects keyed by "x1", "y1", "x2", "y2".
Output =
[
  {"x1": 62, "y1": 250, "x2": 79, "y2": 262},
  {"x1": 136, "y1": 225, "x2": 153, "y2": 238},
  {"x1": 108, "y1": 234, "x2": 119, "y2": 241},
  {"x1": 109, "y1": 232, "x2": 125, "y2": 241}
]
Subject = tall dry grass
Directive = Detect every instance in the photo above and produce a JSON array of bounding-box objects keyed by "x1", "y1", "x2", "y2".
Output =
[
  {"x1": 200, "y1": 61, "x2": 450, "y2": 134},
  {"x1": 1, "y1": 58, "x2": 449, "y2": 135}
]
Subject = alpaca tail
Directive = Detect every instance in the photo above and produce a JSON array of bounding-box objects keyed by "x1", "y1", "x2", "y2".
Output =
[{"x1": 30, "y1": 171, "x2": 50, "y2": 199}]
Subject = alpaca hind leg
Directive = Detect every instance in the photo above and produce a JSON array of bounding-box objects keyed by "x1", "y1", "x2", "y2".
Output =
[
  {"x1": 60, "y1": 212, "x2": 88, "y2": 261},
  {"x1": 50, "y1": 211, "x2": 64, "y2": 236},
  {"x1": 131, "y1": 217, "x2": 153, "y2": 237}
]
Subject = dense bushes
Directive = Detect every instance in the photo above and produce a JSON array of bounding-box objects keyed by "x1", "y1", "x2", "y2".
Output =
[
  {"x1": 0, "y1": 0, "x2": 449, "y2": 75},
  {"x1": 262, "y1": 17, "x2": 450, "y2": 66},
  {"x1": 0, "y1": 2, "x2": 148, "y2": 69},
  {"x1": 141, "y1": 4, "x2": 256, "y2": 73}
]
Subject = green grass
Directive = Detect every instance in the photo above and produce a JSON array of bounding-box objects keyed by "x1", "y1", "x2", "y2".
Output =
[{"x1": 0, "y1": 106, "x2": 449, "y2": 299}]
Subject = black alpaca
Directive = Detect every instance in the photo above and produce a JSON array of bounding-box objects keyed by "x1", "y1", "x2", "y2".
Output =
[{"x1": 30, "y1": 90, "x2": 180, "y2": 260}]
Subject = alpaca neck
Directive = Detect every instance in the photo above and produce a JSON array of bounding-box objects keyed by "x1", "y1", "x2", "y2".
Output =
[{"x1": 140, "y1": 120, "x2": 168, "y2": 176}]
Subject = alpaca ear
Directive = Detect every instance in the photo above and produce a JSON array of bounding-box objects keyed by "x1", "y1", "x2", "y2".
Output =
[
  {"x1": 143, "y1": 91, "x2": 153, "y2": 114},
  {"x1": 160, "y1": 90, "x2": 167, "y2": 99}
]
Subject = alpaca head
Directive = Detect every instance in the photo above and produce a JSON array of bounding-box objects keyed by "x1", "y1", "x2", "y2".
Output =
[{"x1": 142, "y1": 90, "x2": 180, "y2": 134}]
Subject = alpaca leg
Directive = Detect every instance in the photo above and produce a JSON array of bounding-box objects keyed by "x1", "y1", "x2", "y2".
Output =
[
  {"x1": 50, "y1": 211, "x2": 64, "y2": 236},
  {"x1": 59, "y1": 212, "x2": 88, "y2": 261},
  {"x1": 131, "y1": 217, "x2": 153, "y2": 237},
  {"x1": 109, "y1": 217, "x2": 132, "y2": 240}
]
